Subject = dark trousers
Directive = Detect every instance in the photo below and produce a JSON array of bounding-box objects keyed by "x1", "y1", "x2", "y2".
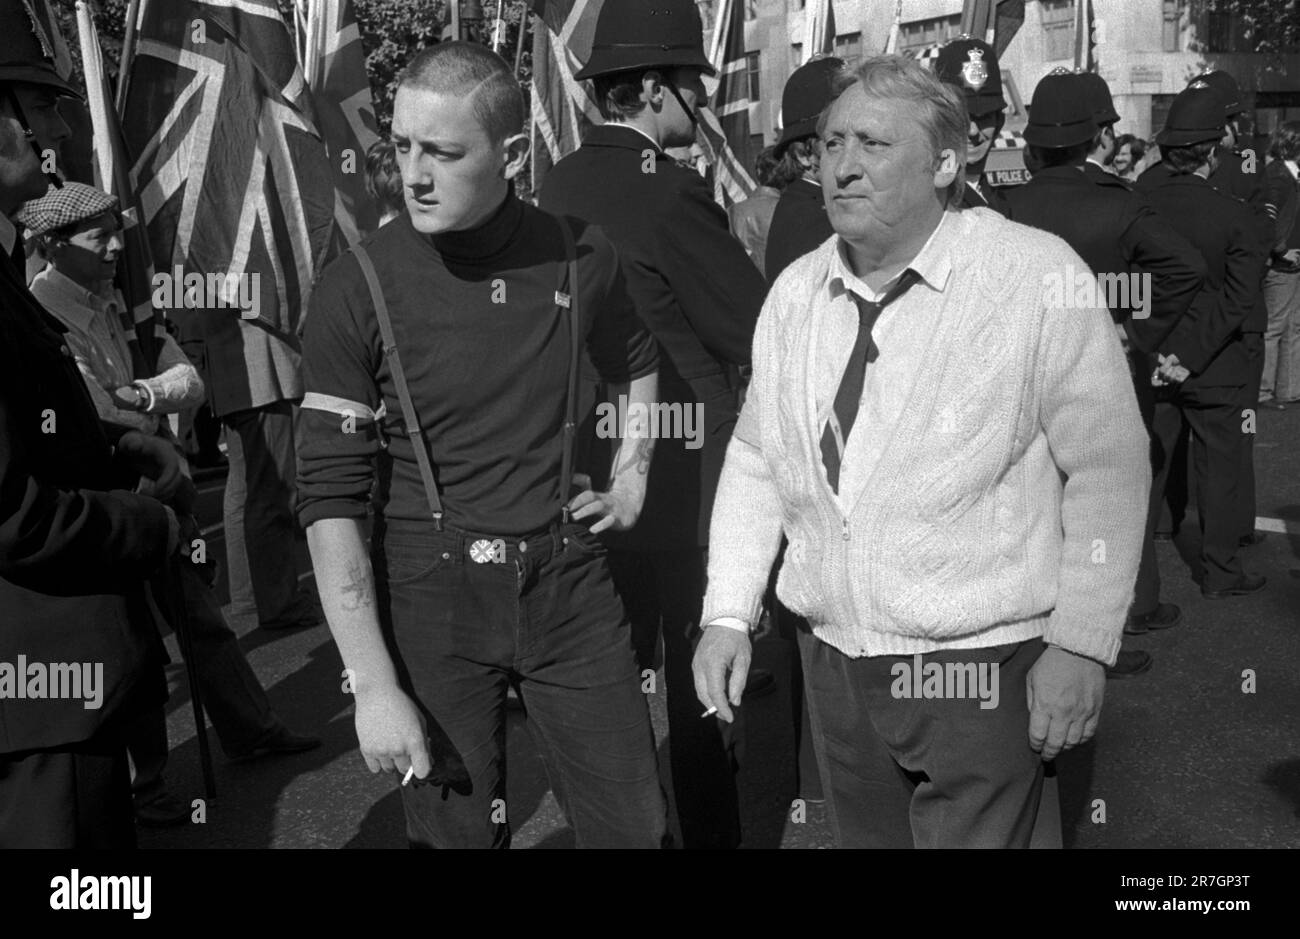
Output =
[
  {"x1": 1149, "y1": 389, "x2": 1246, "y2": 591},
  {"x1": 378, "y1": 521, "x2": 669, "y2": 849},
  {"x1": 127, "y1": 561, "x2": 283, "y2": 798},
  {"x1": 0, "y1": 733, "x2": 136, "y2": 848},
  {"x1": 607, "y1": 548, "x2": 742, "y2": 849},
  {"x1": 222, "y1": 400, "x2": 302, "y2": 624},
  {"x1": 1236, "y1": 333, "x2": 1264, "y2": 539},
  {"x1": 1131, "y1": 352, "x2": 1166, "y2": 616},
  {"x1": 799, "y1": 630, "x2": 1045, "y2": 848}
]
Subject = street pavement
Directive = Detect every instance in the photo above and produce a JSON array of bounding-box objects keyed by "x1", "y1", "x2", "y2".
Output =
[{"x1": 140, "y1": 406, "x2": 1300, "y2": 849}]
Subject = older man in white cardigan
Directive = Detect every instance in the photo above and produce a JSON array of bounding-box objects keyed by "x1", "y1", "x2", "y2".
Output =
[{"x1": 693, "y1": 56, "x2": 1150, "y2": 848}]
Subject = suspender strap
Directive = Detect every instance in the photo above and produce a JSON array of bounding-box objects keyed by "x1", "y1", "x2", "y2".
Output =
[
  {"x1": 556, "y1": 218, "x2": 580, "y2": 524},
  {"x1": 352, "y1": 244, "x2": 445, "y2": 531}
]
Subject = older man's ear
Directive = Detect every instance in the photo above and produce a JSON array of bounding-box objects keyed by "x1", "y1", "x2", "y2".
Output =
[{"x1": 933, "y1": 148, "x2": 960, "y2": 190}]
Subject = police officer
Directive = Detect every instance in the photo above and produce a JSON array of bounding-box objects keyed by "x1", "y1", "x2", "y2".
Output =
[
  {"x1": 0, "y1": 13, "x2": 187, "y2": 847},
  {"x1": 1139, "y1": 84, "x2": 1269, "y2": 601},
  {"x1": 1005, "y1": 69, "x2": 1210, "y2": 676},
  {"x1": 1078, "y1": 70, "x2": 1123, "y2": 186},
  {"x1": 933, "y1": 36, "x2": 1009, "y2": 214},
  {"x1": 539, "y1": 0, "x2": 766, "y2": 849},
  {"x1": 764, "y1": 55, "x2": 843, "y2": 282}
]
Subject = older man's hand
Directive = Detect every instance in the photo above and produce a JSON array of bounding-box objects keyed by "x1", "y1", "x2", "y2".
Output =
[
  {"x1": 1026, "y1": 645, "x2": 1106, "y2": 761},
  {"x1": 692, "y1": 625, "x2": 752, "y2": 724}
]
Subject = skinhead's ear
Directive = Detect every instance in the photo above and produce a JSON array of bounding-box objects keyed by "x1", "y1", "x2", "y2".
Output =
[
  {"x1": 502, "y1": 131, "x2": 530, "y2": 180},
  {"x1": 934, "y1": 147, "x2": 959, "y2": 189}
]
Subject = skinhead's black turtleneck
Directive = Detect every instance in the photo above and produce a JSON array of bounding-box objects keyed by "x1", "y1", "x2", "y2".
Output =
[{"x1": 296, "y1": 194, "x2": 658, "y2": 535}]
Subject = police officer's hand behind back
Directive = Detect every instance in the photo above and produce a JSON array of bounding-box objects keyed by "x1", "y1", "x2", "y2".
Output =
[
  {"x1": 692, "y1": 626, "x2": 752, "y2": 724},
  {"x1": 354, "y1": 684, "x2": 432, "y2": 781},
  {"x1": 115, "y1": 430, "x2": 184, "y2": 503}
]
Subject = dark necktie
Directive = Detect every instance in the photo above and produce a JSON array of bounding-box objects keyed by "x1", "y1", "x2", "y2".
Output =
[{"x1": 820, "y1": 268, "x2": 920, "y2": 494}]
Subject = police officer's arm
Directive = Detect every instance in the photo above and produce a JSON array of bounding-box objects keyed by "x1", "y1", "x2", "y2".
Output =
[
  {"x1": 570, "y1": 241, "x2": 659, "y2": 531},
  {"x1": 296, "y1": 257, "x2": 431, "y2": 781},
  {"x1": 0, "y1": 389, "x2": 175, "y2": 595},
  {"x1": 1264, "y1": 166, "x2": 1297, "y2": 258},
  {"x1": 656, "y1": 174, "x2": 766, "y2": 367},
  {"x1": 1121, "y1": 203, "x2": 1207, "y2": 353},
  {"x1": 1162, "y1": 213, "x2": 1268, "y2": 374},
  {"x1": 693, "y1": 283, "x2": 788, "y2": 723}
]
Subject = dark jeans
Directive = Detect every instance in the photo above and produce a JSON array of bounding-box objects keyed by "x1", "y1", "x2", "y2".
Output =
[
  {"x1": 800, "y1": 631, "x2": 1046, "y2": 848},
  {"x1": 607, "y1": 548, "x2": 741, "y2": 849},
  {"x1": 377, "y1": 520, "x2": 669, "y2": 849},
  {"x1": 222, "y1": 400, "x2": 305, "y2": 624}
]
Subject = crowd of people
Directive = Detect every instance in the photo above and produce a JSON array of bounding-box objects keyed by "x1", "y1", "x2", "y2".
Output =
[{"x1": 1, "y1": 0, "x2": 1295, "y2": 849}]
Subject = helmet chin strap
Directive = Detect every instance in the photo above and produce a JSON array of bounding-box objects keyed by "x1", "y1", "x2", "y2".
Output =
[
  {"x1": 4, "y1": 87, "x2": 63, "y2": 190},
  {"x1": 663, "y1": 78, "x2": 698, "y2": 131}
]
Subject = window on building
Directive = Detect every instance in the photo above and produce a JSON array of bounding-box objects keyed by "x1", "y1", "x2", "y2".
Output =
[
  {"x1": 791, "y1": 41, "x2": 803, "y2": 63},
  {"x1": 746, "y1": 51, "x2": 761, "y2": 99},
  {"x1": 835, "y1": 31, "x2": 863, "y2": 62},
  {"x1": 1041, "y1": 0, "x2": 1075, "y2": 61},
  {"x1": 898, "y1": 14, "x2": 962, "y2": 52},
  {"x1": 1162, "y1": 0, "x2": 1184, "y2": 52}
]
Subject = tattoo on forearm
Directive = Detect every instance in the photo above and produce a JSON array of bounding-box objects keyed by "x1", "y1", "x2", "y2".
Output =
[
  {"x1": 340, "y1": 558, "x2": 376, "y2": 612},
  {"x1": 612, "y1": 435, "x2": 655, "y2": 481}
]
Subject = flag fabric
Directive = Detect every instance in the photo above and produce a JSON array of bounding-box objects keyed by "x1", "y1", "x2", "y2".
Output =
[
  {"x1": 994, "y1": 0, "x2": 1027, "y2": 56},
  {"x1": 122, "y1": 0, "x2": 339, "y2": 416},
  {"x1": 801, "y1": 0, "x2": 835, "y2": 64},
  {"x1": 74, "y1": 1, "x2": 158, "y2": 341},
  {"x1": 1074, "y1": 0, "x2": 1097, "y2": 72},
  {"x1": 530, "y1": 0, "x2": 753, "y2": 208},
  {"x1": 883, "y1": 0, "x2": 902, "y2": 53},
  {"x1": 705, "y1": 0, "x2": 756, "y2": 202},
  {"x1": 298, "y1": 0, "x2": 381, "y2": 246}
]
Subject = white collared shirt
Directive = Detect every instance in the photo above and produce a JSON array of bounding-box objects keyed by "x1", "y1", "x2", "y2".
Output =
[
  {"x1": 606, "y1": 122, "x2": 662, "y2": 153},
  {"x1": 815, "y1": 211, "x2": 955, "y2": 507}
]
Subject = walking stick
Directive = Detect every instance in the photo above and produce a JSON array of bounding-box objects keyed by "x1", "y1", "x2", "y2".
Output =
[{"x1": 166, "y1": 554, "x2": 217, "y2": 800}]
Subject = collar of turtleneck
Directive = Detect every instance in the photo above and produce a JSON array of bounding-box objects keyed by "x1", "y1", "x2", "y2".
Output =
[{"x1": 426, "y1": 188, "x2": 525, "y2": 265}]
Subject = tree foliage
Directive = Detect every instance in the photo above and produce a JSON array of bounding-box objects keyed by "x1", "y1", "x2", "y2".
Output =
[{"x1": 1188, "y1": 0, "x2": 1300, "y2": 59}]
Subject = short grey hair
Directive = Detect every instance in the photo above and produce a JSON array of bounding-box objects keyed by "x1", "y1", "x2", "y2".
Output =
[{"x1": 816, "y1": 55, "x2": 969, "y2": 205}]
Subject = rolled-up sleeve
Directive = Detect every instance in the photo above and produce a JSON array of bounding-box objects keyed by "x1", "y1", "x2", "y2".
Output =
[{"x1": 295, "y1": 254, "x2": 383, "y2": 528}]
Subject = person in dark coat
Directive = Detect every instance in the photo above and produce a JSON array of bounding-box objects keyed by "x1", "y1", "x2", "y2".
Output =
[
  {"x1": 1139, "y1": 85, "x2": 1269, "y2": 601},
  {"x1": 764, "y1": 56, "x2": 843, "y2": 282},
  {"x1": 933, "y1": 36, "x2": 1009, "y2": 214},
  {"x1": 1004, "y1": 69, "x2": 1210, "y2": 677},
  {"x1": 1077, "y1": 70, "x2": 1124, "y2": 187},
  {"x1": 0, "y1": 18, "x2": 187, "y2": 848},
  {"x1": 539, "y1": 0, "x2": 766, "y2": 849}
]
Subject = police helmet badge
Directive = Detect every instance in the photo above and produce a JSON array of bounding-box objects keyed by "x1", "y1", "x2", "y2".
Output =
[{"x1": 961, "y1": 48, "x2": 988, "y2": 91}]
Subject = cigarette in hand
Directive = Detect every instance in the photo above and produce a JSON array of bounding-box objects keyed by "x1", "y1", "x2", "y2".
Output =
[
  {"x1": 401, "y1": 767, "x2": 415, "y2": 786},
  {"x1": 701, "y1": 706, "x2": 718, "y2": 718}
]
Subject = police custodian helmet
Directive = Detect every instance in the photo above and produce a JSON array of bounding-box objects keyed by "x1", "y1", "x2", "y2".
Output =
[
  {"x1": 0, "y1": 2, "x2": 81, "y2": 99},
  {"x1": 574, "y1": 0, "x2": 715, "y2": 81},
  {"x1": 1024, "y1": 68, "x2": 1097, "y2": 149},
  {"x1": 775, "y1": 56, "x2": 844, "y2": 154},
  {"x1": 934, "y1": 36, "x2": 1006, "y2": 118}
]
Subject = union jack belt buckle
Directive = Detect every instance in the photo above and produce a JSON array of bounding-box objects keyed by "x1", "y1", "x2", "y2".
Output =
[
  {"x1": 469, "y1": 538, "x2": 505, "y2": 563},
  {"x1": 555, "y1": 291, "x2": 571, "y2": 309}
]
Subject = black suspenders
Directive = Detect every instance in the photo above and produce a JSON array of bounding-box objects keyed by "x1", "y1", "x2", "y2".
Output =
[{"x1": 351, "y1": 216, "x2": 582, "y2": 532}]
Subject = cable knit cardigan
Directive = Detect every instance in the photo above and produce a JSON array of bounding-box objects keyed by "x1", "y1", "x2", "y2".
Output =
[{"x1": 700, "y1": 208, "x2": 1151, "y2": 665}]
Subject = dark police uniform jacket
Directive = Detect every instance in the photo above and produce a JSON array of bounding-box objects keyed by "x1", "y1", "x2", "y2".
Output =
[
  {"x1": 1140, "y1": 172, "x2": 1269, "y2": 394},
  {"x1": 960, "y1": 177, "x2": 1009, "y2": 216},
  {"x1": 540, "y1": 124, "x2": 766, "y2": 549},
  {"x1": 0, "y1": 249, "x2": 168, "y2": 756},
  {"x1": 1004, "y1": 164, "x2": 1207, "y2": 354},
  {"x1": 764, "y1": 177, "x2": 833, "y2": 284}
]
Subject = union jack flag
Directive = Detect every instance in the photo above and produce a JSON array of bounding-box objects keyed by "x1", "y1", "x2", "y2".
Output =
[
  {"x1": 296, "y1": 0, "x2": 380, "y2": 245},
  {"x1": 703, "y1": 0, "x2": 757, "y2": 206},
  {"x1": 529, "y1": 0, "x2": 753, "y2": 208},
  {"x1": 121, "y1": 0, "x2": 340, "y2": 414}
]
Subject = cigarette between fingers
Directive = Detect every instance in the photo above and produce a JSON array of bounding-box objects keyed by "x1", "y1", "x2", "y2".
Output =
[
  {"x1": 401, "y1": 767, "x2": 415, "y2": 786},
  {"x1": 701, "y1": 706, "x2": 718, "y2": 718}
]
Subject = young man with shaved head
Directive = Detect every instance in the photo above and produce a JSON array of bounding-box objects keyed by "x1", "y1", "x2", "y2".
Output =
[{"x1": 296, "y1": 42, "x2": 667, "y2": 849}]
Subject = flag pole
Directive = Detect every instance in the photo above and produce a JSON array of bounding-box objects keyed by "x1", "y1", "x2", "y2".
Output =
[
  {"x1": 514, "y1": 9, "x2": 529, "y2": 77},
  {"x1": 491, "y1": 0, "x2": 505, "y2": 52},
  {"x1": 115, "y1": 0, "x2": 142, "y2": 117}
]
